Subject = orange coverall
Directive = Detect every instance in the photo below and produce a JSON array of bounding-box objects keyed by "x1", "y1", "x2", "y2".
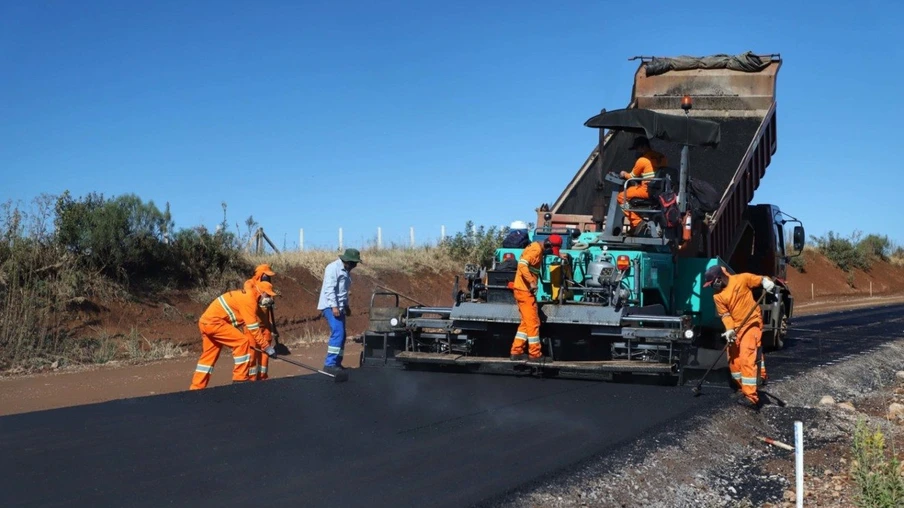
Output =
[
  {"x1": 510, "y1": 241, "x2": 544, "y2": 358},
  {"x1": 714, "y1": 272, "x2": 769, "y2": 404},
  {"x1": 616, "y1": 150, "x2": 667, "y2": 228},
  {"x1": 248, "y1": 303, "x2": 274, "y2": 380},
  {"x1": 245, "y1": 264, "x2": 276, "y2": 381},
  {"x1": 190, "y1": 287, "x2": 273, "y2": 390}
]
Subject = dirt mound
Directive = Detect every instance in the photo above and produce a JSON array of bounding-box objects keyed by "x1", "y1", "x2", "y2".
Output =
[
  {"x1": 785, "y1": 250, "x2": 904, "y2": 299},
  {"x1": 72, "y1": 265, "x2": 460, "y2": 351}
]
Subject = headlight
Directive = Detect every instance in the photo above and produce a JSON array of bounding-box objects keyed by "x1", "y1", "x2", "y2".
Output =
[
  {"x1": 390, "y1": 318, "x2": 400, "y2": 327},
  {"x1": 684, "y1": 329, "x2": 695, "y2": 339}
]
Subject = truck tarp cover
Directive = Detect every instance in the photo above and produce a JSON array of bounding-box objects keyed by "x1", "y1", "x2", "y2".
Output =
[
  {"x1": 584, "y1": 109, "x2": 721, "y2": 147},
  {"x1": 644, "y1": 51, "x2": 770, "y2": 77}
]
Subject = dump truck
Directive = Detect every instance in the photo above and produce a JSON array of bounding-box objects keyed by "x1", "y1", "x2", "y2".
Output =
[{"x1": 359, "y1": 52, "x2": 805, "y2": 383}]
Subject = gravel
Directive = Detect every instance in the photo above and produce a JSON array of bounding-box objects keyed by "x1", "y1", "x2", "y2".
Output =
[{"x1": 488, "y1": 338, "x2": 904, "y2": 508}]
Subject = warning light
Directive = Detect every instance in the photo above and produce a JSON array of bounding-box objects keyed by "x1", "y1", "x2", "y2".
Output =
[
  {"x1": 503, "y1": 253, "x2": 515, "y2": 261},
  {"x1": 681, "y1": 95, "x2": 693, "y2": 111},
  {"x1": 616, "y1": 255, "x2": 630, "y2": 271}
]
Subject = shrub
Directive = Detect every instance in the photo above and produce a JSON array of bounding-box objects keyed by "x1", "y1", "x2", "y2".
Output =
[
  {"x1": 54, "y1": 191, "x2": 172, "y2": 283},
  {"x1": 858, "y1": 234, "x2": 893, "y2": 262},
  {"x1": 851, "y1": 418, "x2": 904, "y2": 507},
  {"x1": 167, "y1": 226, "x2": 248, "y2": 288},
  {"x1": 811, "y1": 231, "x2": 871, "y2": 272},
  {"x1": 441, "y1": 221, "x2": 508, "y2": 267}
]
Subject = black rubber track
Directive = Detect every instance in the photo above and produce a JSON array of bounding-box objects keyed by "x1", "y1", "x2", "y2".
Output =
[{"x1": 1, "y1": 304, "x2": 902, "y2": 508}]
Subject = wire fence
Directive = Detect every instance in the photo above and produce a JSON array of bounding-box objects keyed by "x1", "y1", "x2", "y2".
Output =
[{"x1": 295, "y1": 226, "x2": 452, "y2": 251}]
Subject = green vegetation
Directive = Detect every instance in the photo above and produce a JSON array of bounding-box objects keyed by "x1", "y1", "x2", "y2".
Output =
[
  {"x1": 0, "y1": 193, "x2": 248, "y2": 371},
  {"x1": 810, "y1": 231, "x2": 899, "y2": 275},
  {"x1": 441, "y1": 220, "x2": 509, "y2": 268},
  {"x1": 851, "y1": 418, "x2": 904, "y2": 508}
]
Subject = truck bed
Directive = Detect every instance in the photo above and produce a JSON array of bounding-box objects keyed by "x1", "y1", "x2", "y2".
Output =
[
  {"x1": 549, "y1": 54, "x2": 782, "y2": 261},
  {"x1": 553, "y1": 116, "x2": 764, "y2": 216}
]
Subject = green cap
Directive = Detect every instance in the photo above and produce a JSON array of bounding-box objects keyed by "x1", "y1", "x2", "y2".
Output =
[{"x1": 339, "y1": 248, "x2": 362, "y2": 263}]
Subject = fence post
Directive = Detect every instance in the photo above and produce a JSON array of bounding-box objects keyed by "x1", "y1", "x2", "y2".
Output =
[
  {"x1": 299, "y1": 228, "x2": 304, "y2": 251},
  {"x1": 870, "y1": 280, "x2": 873, "y2": 297},
  {"x1": 811, "y1": 283, "x2": 814, "y2": 300},
  {"x1": 377, "y1": 227, "x2": 382, "y2": 250},
  {"x1": 410, "y1": 227, "x2": 415, "y2": 248},
  {"x1": 794, "y1": 421, "x2": 804, "y2": 508},
  {"x1": 339, "y1": 227, "x2": 343, "y2": 251}
]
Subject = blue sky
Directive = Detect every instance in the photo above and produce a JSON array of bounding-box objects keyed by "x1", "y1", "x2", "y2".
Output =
[{"x1": 2, "y1": 0, "x2": 902, "y2": 250}]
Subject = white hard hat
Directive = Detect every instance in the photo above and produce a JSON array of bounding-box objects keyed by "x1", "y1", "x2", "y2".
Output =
[{"x1": 510, "y1": 220, "x2": 528, "y2": 230}]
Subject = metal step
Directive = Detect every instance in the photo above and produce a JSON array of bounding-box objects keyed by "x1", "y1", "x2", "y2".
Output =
[{"x1": 394, "y1": 351, "x2": 675, "y2": 374}]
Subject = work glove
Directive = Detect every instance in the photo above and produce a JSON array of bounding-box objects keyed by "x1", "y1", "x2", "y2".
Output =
[
  {"x1": 762, "y1": 277, "x2": 779, "y2": 294},
  {"x1": 263, "y1": 343, "x2": 277, "y2": 357},
  {"x1": 722, "y1": 329, "x2": 737, "y2": 344}
]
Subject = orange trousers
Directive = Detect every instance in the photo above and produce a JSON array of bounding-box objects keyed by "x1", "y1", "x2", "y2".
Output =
[
  {"x1": 250, "y1": 350, "x2": 270, "y2": 380},
  {"x1": 728, "y1": 326, "x2": 767, "y2": 403},
  {"x1": 510, "y1": 290, "x2": 542, "y2": 358},
  {"x1": 189, "y1": 320, "x2": 252, "y2": 390},
  {"x1": 616, "y1": 185, "x2": 649, "y2": 228}
]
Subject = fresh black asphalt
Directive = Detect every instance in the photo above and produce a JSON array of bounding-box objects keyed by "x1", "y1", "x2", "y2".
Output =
[{"x1": 1, "y1": 304, "x2": 902, "y2": 508}]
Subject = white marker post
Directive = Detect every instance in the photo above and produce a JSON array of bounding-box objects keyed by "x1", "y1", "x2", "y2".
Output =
[
  {"x1": 339, "y1": 227, "x2": 343, "y2": 251},
  {"x1": 794, "y1": 420, "x2": 804, "y2": 508},
  {"x1": 441, "y1": 225, "x2": 446, "y2": 244},
  {"x1": 377, "y1": 227, "x2": 382, "y2": 250},
  {"x1": 299, "y1": 228, "x2": 304, "y2": 251},
  {"x1": 410, "y1": 227, "x2": 415, "y2": 248}
]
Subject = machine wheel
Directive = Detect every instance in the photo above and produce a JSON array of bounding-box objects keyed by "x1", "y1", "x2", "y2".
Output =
[{"x1": 776, "y1": 314, "x2": 787, "y2": 349}]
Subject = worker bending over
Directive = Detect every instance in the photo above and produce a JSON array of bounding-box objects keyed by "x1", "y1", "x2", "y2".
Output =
[
  {"x1": 616, "y1": 136, "x2": 667, "y2": 233},
  {"x1": 246, "y1": 264, "x2": 278, "y2": 381},
  {"x1": 190, "y1": 280, "x2": 278, "y2": 390},
  {"x1": 510, "y1": 234, "x2": 563, "y2": 363},
  {"x1": 703, "y1": 266, "x2": 778, "y2": 409}
]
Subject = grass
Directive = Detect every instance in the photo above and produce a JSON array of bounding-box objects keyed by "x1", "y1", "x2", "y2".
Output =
[
  {"x1": 851, "y1": 417, "x2": 904, "y2": 507},
  {"x1": 245, "y1": 245, "x2": 462, "y2": 280},
  {"x1": 891, "y1": 254, "x2": 904, "y2": 268}
]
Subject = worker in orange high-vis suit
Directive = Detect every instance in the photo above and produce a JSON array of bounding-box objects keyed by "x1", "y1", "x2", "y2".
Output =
[
  {"x1": 616, "y1": 136, "x2": 667, "y2": 233},
  {"x1": 245, "y1": 264, "x2": 277, "y2": 381},
  {"x1": 510, "y1": 234, "x2": 563, "y2": 363},
  {"x1": 189, "y1": 280, "x2": 278, "y2": 390},
  {"x1": 703, "y1": 265, "x2": 778, "y2": 410}
]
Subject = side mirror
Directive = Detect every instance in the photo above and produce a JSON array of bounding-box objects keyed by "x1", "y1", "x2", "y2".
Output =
[{"x1": 793, "y1": 226, "x2": 805, "y2": 252}]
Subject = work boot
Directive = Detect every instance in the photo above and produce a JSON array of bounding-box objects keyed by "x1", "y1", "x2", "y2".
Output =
[
  {"x1": 527, "y1": 356, "x2": 552, "y2": 364},
  {"x1": 510, "y1": 354, "x2": 528, "y2": 361},
  {"x1": 735, "y1": 397, "x2": 761, "y2": 412}
]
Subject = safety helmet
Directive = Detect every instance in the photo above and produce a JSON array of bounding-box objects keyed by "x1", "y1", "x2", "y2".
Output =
[{"x1": 510, "y1": 220, "x2": 529, "y2": 230}]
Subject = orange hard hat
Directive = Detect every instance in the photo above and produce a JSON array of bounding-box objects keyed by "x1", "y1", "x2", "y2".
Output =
[
  {"x1": 256, "y1": 281, "x2": 278, "y2": 297},
  {"x1": 254, "y1": 264, "x2": 276, "y2": 277}
]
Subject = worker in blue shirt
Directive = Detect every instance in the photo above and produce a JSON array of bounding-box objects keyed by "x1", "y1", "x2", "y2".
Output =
[{"x1": 317, "y1": 248, "x2": 362, "y2": 371}]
